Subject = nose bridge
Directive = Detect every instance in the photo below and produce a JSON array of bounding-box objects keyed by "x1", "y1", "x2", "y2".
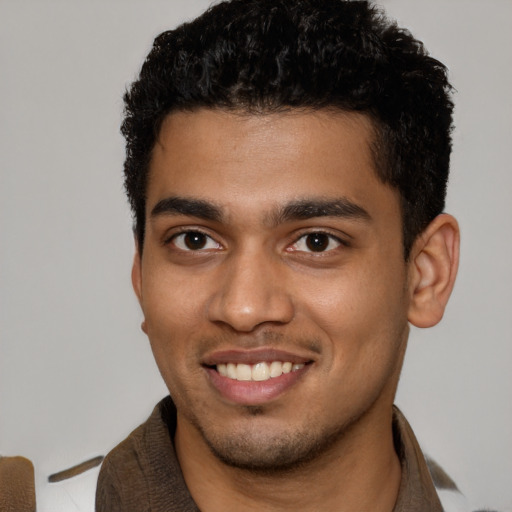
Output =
[{"x1": 207, "y1": 244, "x2": 294, "y2": 332}]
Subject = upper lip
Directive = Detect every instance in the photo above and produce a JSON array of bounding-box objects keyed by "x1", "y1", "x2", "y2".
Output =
[{"x1": 202, "y1": 348, "x2": 315, "y2": 366}]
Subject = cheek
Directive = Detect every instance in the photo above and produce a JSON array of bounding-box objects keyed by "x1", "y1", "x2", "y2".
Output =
[
  {"x1": 143, "y1": 286, "x2": 206, "y2": 402},
  {"x1": 140, "y1": 269, "x2": 209, "y2": 380},
  {"x1": 301, "y1": 257, "x2": 408, "y2": 358},
  {"x1": 142, "y1": 264, "x2": 207, "y2": 332},
  {"x1": 305, "y1": 266, "x2": 406, "y2": 323}
]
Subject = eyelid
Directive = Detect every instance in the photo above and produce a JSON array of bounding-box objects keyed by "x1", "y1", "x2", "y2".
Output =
[
  {"x1": 287, "y1": 229, "x2": 350, "y2": 253},
  {"x1": 161, "y1": 226, "x2": 349, "y2": 253},
  {"x1": 163, "y1": 227, "x2": 223, "y2": 250}
]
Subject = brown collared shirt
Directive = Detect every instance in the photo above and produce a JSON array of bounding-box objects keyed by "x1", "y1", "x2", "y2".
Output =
[{"x1": 95, "y1": 397, "x2": 449, "y2": 511}]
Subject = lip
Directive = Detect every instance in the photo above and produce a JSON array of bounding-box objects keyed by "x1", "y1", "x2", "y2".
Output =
[
  {"x1": 203, "y1": 348, "x2": 314, "y2": 406},
  {"x1": 202, "y1": 348, "x2": 313, "y2": 366},
  {"x1": 205, "y1": 364, "x2": 311, "y2": 405}
]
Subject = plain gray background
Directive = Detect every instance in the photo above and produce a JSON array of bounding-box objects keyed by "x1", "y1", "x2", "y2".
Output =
[{"x1": 1, "y1": 0, "x2": 511, "y2": 510}]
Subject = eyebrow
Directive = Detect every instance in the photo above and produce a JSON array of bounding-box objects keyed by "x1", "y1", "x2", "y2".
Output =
[
  {"x1": 150, "y1": 196, "x2": 371, "y2": 225},
  {"x1": 151, "y1": 196, "x2": 223, "y2": 222},
  {"x1": 268, "y1": 198, "x2": 371, "y2": 226}
]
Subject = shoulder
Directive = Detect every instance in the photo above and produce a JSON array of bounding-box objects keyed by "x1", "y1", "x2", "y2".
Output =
[
  {"x1": 96, "y1": 397, "x2": 176, "y2": 512},
  {"x1": 95, "y1": 421, "x2": 149, "y2": 510}
]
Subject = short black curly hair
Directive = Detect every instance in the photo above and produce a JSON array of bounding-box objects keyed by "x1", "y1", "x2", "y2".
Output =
[{"x1": 122, "y1": 0, "x2": 454, "y2": 258}]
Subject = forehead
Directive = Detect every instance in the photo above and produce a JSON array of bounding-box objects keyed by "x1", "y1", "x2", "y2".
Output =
[{"x1": 147, "y1": 108, "x2": 397, "y2": 222}]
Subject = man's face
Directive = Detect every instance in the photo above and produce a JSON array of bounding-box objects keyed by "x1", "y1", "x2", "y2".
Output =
[{"x1": 134, "y1": 109, "x2": 412, "y2": 470}]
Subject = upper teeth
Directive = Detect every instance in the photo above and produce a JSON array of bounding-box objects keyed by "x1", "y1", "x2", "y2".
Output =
[{"x1": 216, "y1": 361, "x2": 305, "y2": 382}]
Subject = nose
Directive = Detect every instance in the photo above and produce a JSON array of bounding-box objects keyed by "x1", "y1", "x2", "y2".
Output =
[{"x1": 207, "y1": 249, "x2": 295, "y2": 332}]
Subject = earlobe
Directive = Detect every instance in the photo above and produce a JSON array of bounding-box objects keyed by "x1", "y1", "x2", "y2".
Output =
[{"x1": 407, "y1": 214, "x2": 460, "y2": 328}]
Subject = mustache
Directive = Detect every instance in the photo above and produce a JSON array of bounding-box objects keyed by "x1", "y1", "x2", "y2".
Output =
[{"x1": 194, "y1": 329, "x2": 323, "y2": 358}]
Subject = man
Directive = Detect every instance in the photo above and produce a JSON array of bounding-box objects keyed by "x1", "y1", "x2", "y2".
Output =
[{"x1": 96, "y1": 0, "x2": 463, "y2": 510}]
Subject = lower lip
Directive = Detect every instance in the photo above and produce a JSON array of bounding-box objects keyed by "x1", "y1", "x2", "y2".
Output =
[{"x1": 205, "y1": 365, "x2": 310, "y2": 406}]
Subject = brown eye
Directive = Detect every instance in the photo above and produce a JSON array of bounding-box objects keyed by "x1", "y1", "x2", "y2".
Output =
[
  {"x1": 289, "y1": 232, "x2": 343, "y2": 253},
  {"x1": 172, "y1": 231, "x2": 221, "y2": 251},
  {"x1": 184, "y1": 232, "x2": 207, "y2": 250},
  {"x1": 305, "y1": 233, "x2": 330, "y2": 252}
]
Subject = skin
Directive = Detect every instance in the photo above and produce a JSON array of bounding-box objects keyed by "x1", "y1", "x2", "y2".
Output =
[{"x1": 132, "y1": 108, "x2": 459, "y2": 511}]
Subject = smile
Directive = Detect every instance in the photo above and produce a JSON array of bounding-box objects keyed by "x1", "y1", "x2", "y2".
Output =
[
  {"x1": 203, "y1": 349, "x2": 314, "y2": 405},
  {"x1": 216, "y1": 361, "x2": 305, "y2": 382}
]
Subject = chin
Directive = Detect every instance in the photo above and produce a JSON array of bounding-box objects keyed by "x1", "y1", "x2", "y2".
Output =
[{"x1": 195, "y1": 415, "x2": 352, "y2": 475}]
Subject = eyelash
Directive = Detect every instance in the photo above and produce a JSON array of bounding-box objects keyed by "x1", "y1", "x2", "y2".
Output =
[
  {"x1": 165, "y1": 229, "x2": 221, "y2": 252},
  {"x1": 288, "y1": 231, "x2": 348, "y2": 254},
  {"x1": 164, "y1": 228, "x2": 349, "y2": 254}
]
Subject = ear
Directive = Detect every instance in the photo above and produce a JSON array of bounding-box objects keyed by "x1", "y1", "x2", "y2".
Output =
[
  {"x1": 407, "y1": 214, "x2": 460, "y2": 328},
  {"x1": 131, "y1": 239, "x2": 143, "y2": 304},
  {"x1": 131, "y1": 239, "x2": 148, "y2": 334}
]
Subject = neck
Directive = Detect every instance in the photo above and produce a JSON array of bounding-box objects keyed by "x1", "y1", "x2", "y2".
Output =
[{"x1": 175, "y1": 405, "x2": 401, "y2": 512}]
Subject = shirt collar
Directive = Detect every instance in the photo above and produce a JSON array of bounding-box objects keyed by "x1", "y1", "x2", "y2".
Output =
[
  {"x1": 133, "y1": 398, "x2": 444, "y2": 511},
  {"x1": 392, "y1": 405, "x2": 444, "y2": 511}
]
